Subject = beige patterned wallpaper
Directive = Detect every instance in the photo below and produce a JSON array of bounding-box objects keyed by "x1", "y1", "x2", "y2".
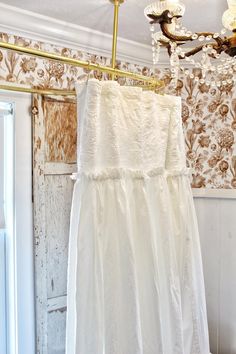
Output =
[
  {"x1": 178, "y1": 74, "x2": 236, "y2": 189},
  {"x1": 1, "y1": 31, "x2": 236, "y2": 189}
]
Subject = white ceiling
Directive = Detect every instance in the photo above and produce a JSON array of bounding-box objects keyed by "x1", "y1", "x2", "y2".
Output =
[{"x1": 1, "y1": 0, "x2": 229, "y2": 45}]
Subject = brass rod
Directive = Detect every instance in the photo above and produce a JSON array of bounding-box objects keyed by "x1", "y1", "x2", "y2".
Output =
[
  {"x1": 0, "y1": 41, "x2": 163, "y2": 88},
  {"x1": 111, "y1": 0, "x2": 120, "y2": 79},
  {"x1": 0, "y1": 82, "x2": 164, "y2": 96},
  {"x1": 0, "y1": 84, "x2": 75, "y2": 96}
]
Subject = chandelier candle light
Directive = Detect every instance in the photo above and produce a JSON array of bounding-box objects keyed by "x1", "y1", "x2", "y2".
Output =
[{"x1": 144, "y1": 0, "x2": 236, "y2": 87}]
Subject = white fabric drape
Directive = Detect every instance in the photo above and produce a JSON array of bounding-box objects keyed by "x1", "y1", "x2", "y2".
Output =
[{"x1": 66, "y1": 79, "x2": 210, "y2": 354}]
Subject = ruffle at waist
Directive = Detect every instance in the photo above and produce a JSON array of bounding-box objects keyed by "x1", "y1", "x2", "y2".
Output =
[{"x1": 71, "y1": 167, "x2": 191, "y2": 181}]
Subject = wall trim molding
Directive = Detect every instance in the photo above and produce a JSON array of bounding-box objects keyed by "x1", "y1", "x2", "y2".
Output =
[
  {"x1": 192, "y1": 188, "x2": 236, "y2": 199},
  {"x1": 0, "y1": 2, "x2": 171, "y2": 67}
]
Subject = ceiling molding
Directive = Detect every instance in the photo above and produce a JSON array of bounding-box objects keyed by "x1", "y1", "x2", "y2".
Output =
[{"x1": 0, "y1": 2, "x2": 172, "y2": 67}]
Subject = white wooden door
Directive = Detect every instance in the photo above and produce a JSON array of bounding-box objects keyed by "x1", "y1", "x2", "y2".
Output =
[{"x1": 32, "y1": 95, "x2": 77, "y2": 354}]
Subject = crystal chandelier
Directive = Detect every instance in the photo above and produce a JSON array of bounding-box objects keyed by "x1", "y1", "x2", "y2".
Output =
[{"x1": 144, "y1": 0, "x2": 236, "y2": 87}]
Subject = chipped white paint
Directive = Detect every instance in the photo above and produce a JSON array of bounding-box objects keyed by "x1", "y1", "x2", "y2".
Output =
[
  {"x1": 44, "y1": 162, "x2": 76, "y2": 176},
  {"x1": 47, "y1": 295, "x2": 67, "y2": 313},
  {"x1": 33, "y1": 95, "x2": 48, "y2": 354},
  {"x1": 47, "y1": 309, "x2": 66, "y2": 354},
  {"x1": 45, "y1": 175, "x2": 74, "y2": 298}
]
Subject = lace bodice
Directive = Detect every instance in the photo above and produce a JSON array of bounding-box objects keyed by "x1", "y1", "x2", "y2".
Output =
[{"x1": 75, "y1": 79, "x2": 186, "y2": 176}]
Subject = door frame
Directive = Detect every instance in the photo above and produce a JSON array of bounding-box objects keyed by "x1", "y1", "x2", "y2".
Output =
[{"x1": 0, "y1": 91, "x2": 35, "y2": 354}]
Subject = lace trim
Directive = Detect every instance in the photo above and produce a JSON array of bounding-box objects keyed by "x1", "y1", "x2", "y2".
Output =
[{"x1": 71, "y1": 167, "x2": 191, "y2": 181}]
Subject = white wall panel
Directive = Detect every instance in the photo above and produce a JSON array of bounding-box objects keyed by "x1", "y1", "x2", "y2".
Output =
[
  {"x1": 194, "y1": 197, "x2": 236, "y2": 354},
  {"x1": 218, "y1": 200, "x2": 236, "y2": 354}
]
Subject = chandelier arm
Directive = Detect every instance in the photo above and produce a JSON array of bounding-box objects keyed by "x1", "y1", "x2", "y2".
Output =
[
  {"x1": 160, "y1": 22, "x2": 193, "y2": 42},
  {"x1": 165, "y1": 43, "x2": 204, "y2": 58},
  {"x1": 160, "y1": 22, "x2": 223, "y2": 47},
  {"x1": 164, "y1": 41, "x2": 221, "y2": 59},
  {"x1": 182, "y1": 44, "x2": 216, "y2": 58}
]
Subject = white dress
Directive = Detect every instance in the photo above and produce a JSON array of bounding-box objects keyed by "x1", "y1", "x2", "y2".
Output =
[{"x1": 66, "y1": 79, "x2": 210, "y2": 354}]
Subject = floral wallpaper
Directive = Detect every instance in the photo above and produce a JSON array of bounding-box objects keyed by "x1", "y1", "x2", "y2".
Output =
[
  {"x1": 178, "y1": 73, "x2": 236, "y2": 189},
  {"x1": 1, "y1": 31, "x2": 236, "y2": 189}
]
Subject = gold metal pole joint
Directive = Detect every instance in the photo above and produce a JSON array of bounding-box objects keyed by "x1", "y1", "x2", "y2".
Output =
[{"x1": 109, "y1": 0, "x2": 124, "y2": 5}]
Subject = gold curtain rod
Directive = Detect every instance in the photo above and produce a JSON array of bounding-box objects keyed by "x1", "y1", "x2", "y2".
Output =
[
  {"x1": 0, "y1": 83, "x2": 75, "y2": 96},
  {"x1": 0, "y1": 0, "x2": 164, "y2": 96},
  {"x1": 0, "y1": 41, "x2": 164, "y2": 96}
]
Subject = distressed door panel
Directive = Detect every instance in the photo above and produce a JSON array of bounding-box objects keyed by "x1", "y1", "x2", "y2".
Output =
[
  {"x1": 45, "y1": 174, "x2": 74, "y2": 299},
  {"x1": 33, "y1": 95, "x2": 77, "y2": 354},
  {"x1": 47, "y1": 309, "x2": 67, "y2": 354}
]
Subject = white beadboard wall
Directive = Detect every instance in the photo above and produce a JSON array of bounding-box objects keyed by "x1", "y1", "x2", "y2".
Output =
[{"x1": 194, "y1": 197, "x2": 236, "y2": 354}]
